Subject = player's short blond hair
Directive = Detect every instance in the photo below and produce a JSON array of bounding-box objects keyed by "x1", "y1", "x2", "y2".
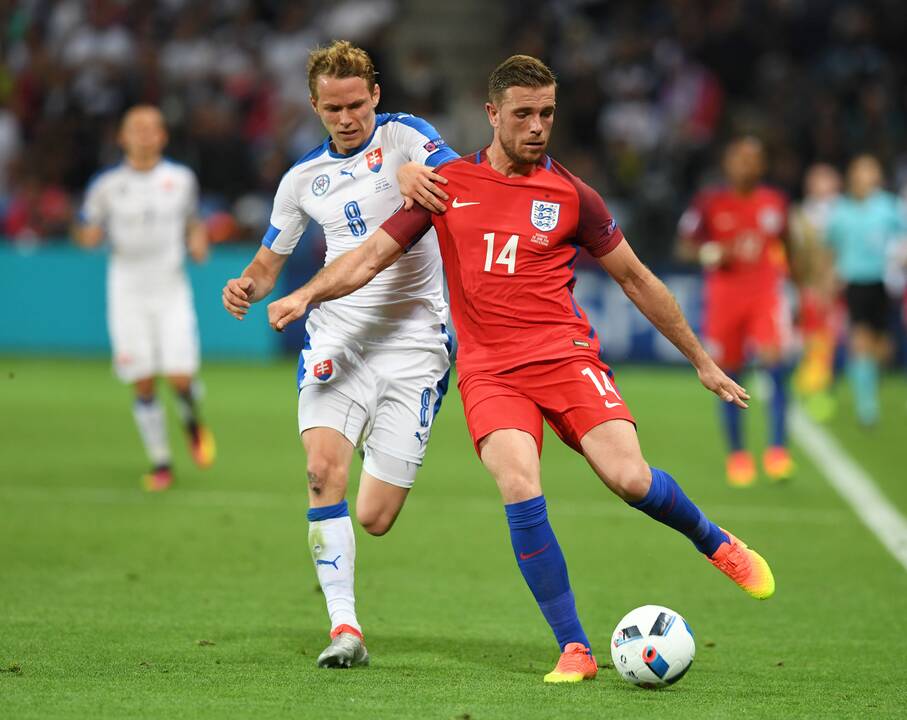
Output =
[
  {"x1": 488, "y1": 55, "x2": 557, "y2": 104},
  {"x1": 307, "y1": 40, "x2": 377, "y2": 99}
]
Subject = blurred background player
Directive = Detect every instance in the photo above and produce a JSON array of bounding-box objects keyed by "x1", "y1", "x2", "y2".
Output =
[
  {"x1": 825, "y1": 155, "x2": 907, "y2": 426},
  {"x1": 76, "y1": 105, "x2": 215, "y2": 491},
  {"x1": 268, "y1": 55, "x2": 775, "y2": 684},
  {"x1": 222, "y1": 41, "x2": 457, "y2": 669},
  {"x1": 678, "y1": 137, "x2": 793, "y2": 486},
  {"x1": 789, "y1": 163, "x2": 843, "y2": 422}
]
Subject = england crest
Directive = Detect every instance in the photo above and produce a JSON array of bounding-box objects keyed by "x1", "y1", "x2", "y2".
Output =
[
  {"x1": 366, "y1": 148, "x2": 383, "y2": 173},
  {"x1": 314, "y1": 359, "x2": 334, "y2": 381},
  {"x1": 531, "y1": 200, "x2": 560, "y2": 232}
]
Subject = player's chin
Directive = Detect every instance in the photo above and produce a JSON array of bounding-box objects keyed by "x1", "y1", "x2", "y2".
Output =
[{"x1": 521, "y1": 143, "x2": 547, "y2": 161}]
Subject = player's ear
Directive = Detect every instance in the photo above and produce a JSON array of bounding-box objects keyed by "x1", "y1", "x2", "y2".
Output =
[
  {"x1": 371, "y1": 83, "x2": 381, "y2": 107},
  {"x1": 309, "y1": 95, "x2": 318, "y2": 114},
  {"x1": 485, "y1": 102, "x2": 499, "y2": 128}
]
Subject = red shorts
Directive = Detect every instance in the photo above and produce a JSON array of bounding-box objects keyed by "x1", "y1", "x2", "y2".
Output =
[
  {"x1": 458, "y1": 353, "x2": 635, "y2": 457},
  {"x1": 703, "y1": 282, "x2": 791, "y2": 370}
]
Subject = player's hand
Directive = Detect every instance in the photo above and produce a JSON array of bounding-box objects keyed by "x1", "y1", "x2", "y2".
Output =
[
  {"x1": 697, "y1": 361, "x2": 750, "y2": 409},
  {"x1": 267, "y1": 291, "x2": 308, "y2": 332},
  {"x1": 223, "y1": 276, "x2": 255, "y2": 320},
  {"x1": 397, "y1": 161, "x2": 448, "y2": 213}
]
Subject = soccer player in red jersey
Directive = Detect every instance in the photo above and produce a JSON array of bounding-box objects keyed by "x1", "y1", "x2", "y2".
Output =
[
  {"x1": 266, "y1": 56, "x2": 776, "y2": 682},
  {"x1": 678, "y1": 138, "x2": 794, "y2": 485}
]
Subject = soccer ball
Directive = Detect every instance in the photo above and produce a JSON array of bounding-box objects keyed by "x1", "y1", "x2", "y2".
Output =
[{"x1": 610, "y1": 605, "x2": 695, "y2": 688}]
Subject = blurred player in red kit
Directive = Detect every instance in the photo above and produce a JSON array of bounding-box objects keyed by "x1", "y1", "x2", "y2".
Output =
[
  {"x1": 266, "y1": 55, "x2": 775, "y2": 682},
  {"x1": 678, "y1": 138, "x2": 794, "y2": 486}
]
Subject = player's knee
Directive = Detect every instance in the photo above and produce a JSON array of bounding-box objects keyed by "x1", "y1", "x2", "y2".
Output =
[
  {"x1": 494, "y1": 466, "x2": 541, "y2": 502},
  {"x1": 608, "y1": 461, "x2": 651, "y2": 502},
  {"x1": 305, "y1": 455, "x2": 346, "y2": 498},
  {"x1": 356, "y1": 505, "x2": 396, "y2": 536}
]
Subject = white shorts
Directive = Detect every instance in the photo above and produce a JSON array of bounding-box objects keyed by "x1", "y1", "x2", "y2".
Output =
[
  {"x1": 107, "y1": 280, "x2": 200, "y2": 383},
  {"x1": 296, "y1": 319, "x2": 451, "y2": 488}
]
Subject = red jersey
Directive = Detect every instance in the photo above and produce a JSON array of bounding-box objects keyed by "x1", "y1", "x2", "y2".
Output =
[
  {"x1": 680, "y1": 186, "x2": 788, "y2": 292},
  {"x1": 381, "y1": 150, "x2": 624, "y2": 376}
]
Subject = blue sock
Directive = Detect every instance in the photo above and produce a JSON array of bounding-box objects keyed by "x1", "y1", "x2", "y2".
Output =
[
  {"x1": 307, "y1": 499, "x2": 349, "y2": 521},
  {"x1": 848, "y1": 355, "x2": 879, "y2": 424},
  {"x1": 719, "y1": 372, "x2": 743, "y2": 451},
  {"x1": 504, "y1": 496, "x2": 590, "y2": 652},
  {"x1": 630, "y1": 468, "x2": 728, "y2": 556},
  {"x1": 767, "y1": 365, "x2": 788, "y2": 447}
]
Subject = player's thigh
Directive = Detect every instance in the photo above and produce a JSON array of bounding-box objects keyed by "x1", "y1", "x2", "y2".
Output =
[
  {"x1": 580, "y1": 419, "x2": 650, "y2": 502},
  {"x1": 108, "y1": 291, "x2": 155, "y2": 383},
  {"x1": 157, "y1": 286, "x2": 200, "y2": 377},
  {"x1": 459, "y1": 371, "x2": 545, "y2": 461},
  {"x1": 362, "y1": 340, "x2": 451, "y2": 477},
  {"x1": 298, "y1": 328, "x2": 375, "y2": 445},
  {"x1": 703, "y1": 291, "x2": 747, "y2": 372},
  {"x1": 527, "y1": 354, "x2": 635, "y2": 454},
  {"x1": 478, "y1": 428, "x2": 543, "y2": 504},
  {"x1": 748, "y1": 286, "x2": 793, "y2": 366},
  {"x1": 355, "y1": 465, "x2": 411, "y2": 536}
]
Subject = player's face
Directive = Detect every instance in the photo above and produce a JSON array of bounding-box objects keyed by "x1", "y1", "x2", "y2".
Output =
[
  {"x1": 487, "y1": 85, "x2": 556, "y2": 166},
  {"x1": 724, "y1": 140, "x2": 764, "y2": 190},
  {"x1": 311, "y1": 75, "x2": 380, "y2": 154},
  {"x1": 847, "y1": 156, "x2": 882, "y2": 199},
  {"x1": 119, "y1": 108, "x2": 168, "y2": 161}
]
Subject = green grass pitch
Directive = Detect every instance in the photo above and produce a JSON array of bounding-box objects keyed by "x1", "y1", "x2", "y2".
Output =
[{"x1": 1, "y1": 358, "x2": 906, "y2": 719}]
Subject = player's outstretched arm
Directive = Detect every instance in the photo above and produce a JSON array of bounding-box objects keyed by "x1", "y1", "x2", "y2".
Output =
[
  {"x1": 266, "y1": 229, "x2": 404, "y2": 332},
  {"x1": 599, "y1": 239, "x2": 750, "y2": 408},
  {"x1": 187, "y1": 219, "x2": 209, "y2": 263},
  {"x1": 222, "y1": 245, "x2": 288, "y2": 320}
]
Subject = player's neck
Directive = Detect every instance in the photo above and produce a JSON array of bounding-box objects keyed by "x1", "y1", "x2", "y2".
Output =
[
  {"x1": 126, "y1": 155, "x2": 161, "y2": 172},
  {"x1": 731, "y1": 182, "x2": 758, "y2": 196},
  {"x1": 486, "y1": 143, "x2": 535, "y2": 177}
]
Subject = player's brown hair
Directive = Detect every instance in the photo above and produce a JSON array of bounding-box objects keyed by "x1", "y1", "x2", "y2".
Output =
[
  {"x1": 307, "y1": 40, "x2": 377, "y2": 98},
  {"x1": 488, "y1": 55, "x2": 557, "y2": 103}
]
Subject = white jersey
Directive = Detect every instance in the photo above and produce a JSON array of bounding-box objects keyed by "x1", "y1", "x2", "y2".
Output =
[
  {"x1": 81, "y1": 159, "x2": 199, "y2": 293},
  {"x1": 264, "y1": 112, "x2": 457, "y2": 340}
]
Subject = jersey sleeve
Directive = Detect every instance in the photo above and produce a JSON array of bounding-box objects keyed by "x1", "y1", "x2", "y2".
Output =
[
  {"x1": 380, "y1": 205, "x2": 434, "y2": 252},
  {"x1": 385, "y1": 113, "x2": 459, "y2": 167},
  {"x1": 262, "y1": 169, "x2": 310, "y2": 255},
  {"x1": 80, "y1": 174, "x2": 109, "y2": 226},
  {"x1": 185, "y1": 169, "x2": 200, "y2": 221},
  {"x1": 573, "y1": 178, "x2": 625, "y2": 257}
]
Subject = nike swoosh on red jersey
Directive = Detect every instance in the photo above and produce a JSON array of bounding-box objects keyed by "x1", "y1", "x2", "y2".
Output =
[
  {"x1": 604, "y1": 400, "x2": 622, "y2": 408},
  {"x1": 519, "y1": 543, "x2": 550, "y2": 560}
]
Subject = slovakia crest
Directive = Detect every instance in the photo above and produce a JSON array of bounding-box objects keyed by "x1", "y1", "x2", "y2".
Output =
[
  {"x1": 314, "y1": 359, "x2": 334, "y2": 381},
  {"x1": 366, "y1": 148, "x2": 383, "y2": 173},
  {"x1": 312, "y1": 174, "x2": 330, "y2": 196},
  {"x1": 531, "y1": 200, "x2": 560, "y2": 232}
]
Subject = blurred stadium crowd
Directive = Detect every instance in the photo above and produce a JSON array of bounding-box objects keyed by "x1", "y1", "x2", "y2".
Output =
[{"x1": 1, "y1": 0, "x2": 906, "y2": 263}]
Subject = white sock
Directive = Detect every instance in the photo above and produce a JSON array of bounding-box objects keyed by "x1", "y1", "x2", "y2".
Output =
[
  {"x1": 133, "y1": 398, "x2": 171, "y2": 467},
  {"x1": 308, "y1": 514, "x2": 360, "y2": 634}
]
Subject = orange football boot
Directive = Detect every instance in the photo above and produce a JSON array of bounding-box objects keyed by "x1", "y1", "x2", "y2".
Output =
[
  {"x1": 726, "y1": 450, "x2": 756, "y2": 487},
  {"x1": 142, "y1": 466, "x2": 173, "y2": 492},
  {"x1": 189, "y1": 425, "x2": 216, "y2": 469},
  {"x1": 543, "y1": 643, "x2": 598, "y2": 683},
  {"x1": 708, "y1": 529, "x2": 775, "y2": 600},
  {"x1": 762, "y1": 446, "x2": 794, "y2": 482}
]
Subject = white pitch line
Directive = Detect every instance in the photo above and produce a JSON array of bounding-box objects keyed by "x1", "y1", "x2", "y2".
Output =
[{"x1": 790, "y1": 404, "x2": 907, "y2": 572}]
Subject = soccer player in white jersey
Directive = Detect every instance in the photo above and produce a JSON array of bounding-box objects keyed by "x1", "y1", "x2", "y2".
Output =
[
  {"x1": 222, "y1": 41, "x2": 457, "y2": 669},
  {"x1": 77, "y1": 105, "x2": 216, "y2": 492}
]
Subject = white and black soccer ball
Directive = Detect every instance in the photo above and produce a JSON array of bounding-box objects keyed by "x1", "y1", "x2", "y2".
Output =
[{"x1": 610, "y1": 605, "x2": 695, "y2": 688}]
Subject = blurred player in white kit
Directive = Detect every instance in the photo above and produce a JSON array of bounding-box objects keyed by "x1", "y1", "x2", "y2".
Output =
[{"x1": 77, "y1": 105, "x2": 216, "y2": 492}]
